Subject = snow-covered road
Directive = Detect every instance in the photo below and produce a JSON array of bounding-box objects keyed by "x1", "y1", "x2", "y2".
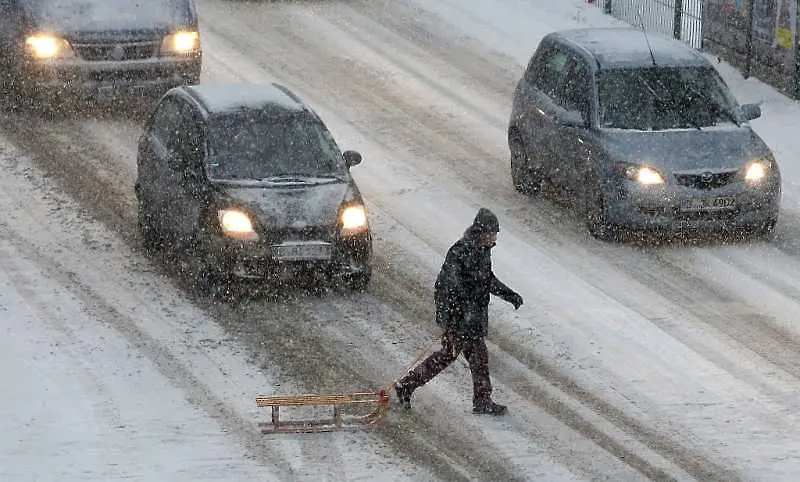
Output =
[{"x1": 3, "y1": 0, "x2": 800, "y2": 480}]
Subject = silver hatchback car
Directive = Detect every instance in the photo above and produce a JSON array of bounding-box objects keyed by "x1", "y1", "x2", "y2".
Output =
[{"x1": 509, "y1": 27, "x2": 781, "y2": 240}]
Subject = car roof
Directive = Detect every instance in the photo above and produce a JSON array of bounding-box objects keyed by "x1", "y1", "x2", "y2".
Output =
[
  {"x1": 546, "y1": 27, "x2": 709, "y2": 69},
  {"x1": 182, "y1": 83, "x2": 308, "y2": 116}
]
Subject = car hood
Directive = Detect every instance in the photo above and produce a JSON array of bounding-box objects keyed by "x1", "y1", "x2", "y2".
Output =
[
  {"x1": 600, "y1": 126, "x2": 773, "y2": 172},
  {"x1": 215, "y1": 181, "x2": 354, "y2": 231},
  {"x1": 30, "y1": 0, "x2": 191, "y2": 40}
]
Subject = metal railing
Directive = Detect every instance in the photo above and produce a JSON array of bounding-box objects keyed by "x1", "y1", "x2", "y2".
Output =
[
  {"x1": 593, "y1": 0, "x2": 800, "y2": 99},
  {"x1": 597, "y1": 0, "x2": 704, "y2": 49}
]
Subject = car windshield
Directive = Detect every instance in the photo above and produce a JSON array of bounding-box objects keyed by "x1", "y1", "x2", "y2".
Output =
[
  {"x1": 207, "y1": 110, "x2": 345, "y2": 180},
  {"x1": 30, "y1": 0, "x2": 185, "y2": 31},
  {"x1": 598, "y1": 66, "x2": 741, "y2": 130}
]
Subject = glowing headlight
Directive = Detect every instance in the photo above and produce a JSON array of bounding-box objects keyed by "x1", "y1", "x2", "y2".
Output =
[
  {"x1": 744, "y1": 161, "x2": 769, "y2": 182},
  {"x1": 341, "y1": 205, "x2": 367, "y2": 233},
  {"x1": 218, "y1": 209, "x2": 258, "y2": 240},
  {"x1": 625, "y1": 165, "x2": 665, "y2": 185},
  {"x1": 25, "y1": 34, "x2": 74, "y2": 60},
  {"x1": 161, "y1": 30, "x2": 200, "y2": 54}
]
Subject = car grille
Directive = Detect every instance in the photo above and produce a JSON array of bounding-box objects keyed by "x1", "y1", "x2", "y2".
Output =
[
  {"x1": 74, "y1": 41, "x2": 159, "y2": 61},
  {"x1": 273, "y1": 226, "x2": 334, "y2": 242},
  {"x1": 673, "y1": 170, "x2": 739, "y2": 190}
]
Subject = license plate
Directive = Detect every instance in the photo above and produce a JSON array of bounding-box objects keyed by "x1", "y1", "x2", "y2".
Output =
[
  {"x1": 271, "y1": 241, "x2": 331, "y2": 261},
  {"x1": 680, "y1": 196, "x2": 736, "y2": 212}
]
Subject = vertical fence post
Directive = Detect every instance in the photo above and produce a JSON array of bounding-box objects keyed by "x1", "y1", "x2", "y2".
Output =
[
  {"x1": 744, "y1": 0, "x2": 755, "y2": 79},
  {"x1": 604, "y1": 0, "x2": 612, "y2": 15},
  {"x1": 673, "y1": 0, "x2": 683, "y2": 40},
  {"x1": 792, "y1": 0, "x2": 800, "y2": 99}
]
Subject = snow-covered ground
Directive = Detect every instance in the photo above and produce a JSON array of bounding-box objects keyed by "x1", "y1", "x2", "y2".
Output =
[
  {"x1": 0, "y1": 146, "x2": 436, "y2": 480},
  {"x1": 4, "y1": 0, "x2": 800, "y2": 480},
  {"x1": 0, "y1": 147, "x2": 280, "y2": 481}
]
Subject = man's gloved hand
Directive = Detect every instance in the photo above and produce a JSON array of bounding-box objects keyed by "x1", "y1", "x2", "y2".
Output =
[{"x1": 508, "y1": 292, "x2": 523, "y2": 310}]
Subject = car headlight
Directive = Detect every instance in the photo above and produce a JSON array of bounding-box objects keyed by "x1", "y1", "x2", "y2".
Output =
[
  {"x1": 25, "y1": 34, "x2": 74, "y2": 60},
  {"x1": 340, "y1": 205, "x2": 368, "y2": 234},
  {"x1": 218, "y1": 209, "x2": 258, "y2": 240},
  {"x1": 744, "y1": 160, "x2": 769, "y2": 182},
  {"x1": 161, "y1": 30, "x2": 200, "y2": 55},
  {"x1": 624, "y1": 165, "x2": 665, "y2": 185}
]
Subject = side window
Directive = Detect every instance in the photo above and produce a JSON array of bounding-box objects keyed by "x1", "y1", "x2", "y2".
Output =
[
  {"x1": 532, "y1": 48, "x2": 570, "y2": 97},
  {"x1": 557, "y1": 58, "x2": 592, "y2": 119},
  {"x1": 177, "y1": 105, "x2": 205, "y2": 168},
  {"x1": 149, "y1": 97, "x2": 183, "y2": 154}
]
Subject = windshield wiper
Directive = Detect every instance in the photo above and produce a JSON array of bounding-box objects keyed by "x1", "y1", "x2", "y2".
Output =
[
  {"x1": 261, "y1": 173, "x2": 345, "y2": 183},
  {"x1": 686, "y1": 85, "x2": 740, "y2": 127},
  {"x1": 638, "y1": 74, "x2": 703, "y2": 130}
]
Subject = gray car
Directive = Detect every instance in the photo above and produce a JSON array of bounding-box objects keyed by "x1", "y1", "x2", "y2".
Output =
[
  {"x1": 0, "y1": 0, "x2": 202, "y2": 103},
  {"x1": 508, "y1": 27, "x2": 781, "y2": 240}
]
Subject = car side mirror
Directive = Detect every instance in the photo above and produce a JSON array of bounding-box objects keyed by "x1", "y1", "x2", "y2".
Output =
[
  {"x1": 558, "y1": 109, "x2": 586, "y2": 128},
  {"x1": 740, "y1": 103, "x2": 761, "y2": 121},
  {"x1": 343, "y1": 150, "x2": 362, "y2": 167}
]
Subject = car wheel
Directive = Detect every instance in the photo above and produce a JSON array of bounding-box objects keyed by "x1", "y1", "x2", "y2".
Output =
[
  {"x1": 343, "y1": 267, "x2": 371, "y2": 292},
  {"x1": 585, "y1": 185, "x2": 618, "y2": 241},
  {"x1": 509, "y1": 131, "x2": 543, "y2": 196},
  {"x1": 754, "y1": 216, "x2": 777, "y2": 239}
]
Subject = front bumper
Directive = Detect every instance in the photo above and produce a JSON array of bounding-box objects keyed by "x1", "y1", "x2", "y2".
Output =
[
  {"x1": 605, "y1": 179, "x2": 781, "y2": 232},
  {"x1": 20, "y1": 55, "x2": 201, "y2": 99},
  {"x1": 199, "y1": 231, "x2": 372, "y2": 282}
]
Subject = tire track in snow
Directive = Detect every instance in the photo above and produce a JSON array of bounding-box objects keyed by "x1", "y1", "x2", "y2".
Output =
[
  {"x1": 198, "y1": 3, "x2": 739, "y2": 479},
  {"x1": 0, "y1": 156, "x2": 298, "y2": 480},
  {"x1": 199, "y1": 17, "x2": 692, "y2": 480},
  {"x1": 197, "y1": 40, "x2": 530, "y2": 482},
  {"x1": 0, "y1": 1, "x2": 780, "y2": 478},
  {"x1": 0, "y1": 126, "x2": 447, "y2": 481},
  {"x1": 0, "y1": 61, "x2": 473, "y2": 482},
  {"x1": 0, "y1": 86, "x2": 473, "y2": 480}
]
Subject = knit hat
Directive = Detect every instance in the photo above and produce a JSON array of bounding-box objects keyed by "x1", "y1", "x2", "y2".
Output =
[{"x1": 472, "y1": 207, "x2": 500, "y2": 233}]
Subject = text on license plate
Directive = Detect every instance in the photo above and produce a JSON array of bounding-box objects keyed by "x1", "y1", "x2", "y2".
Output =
[
  {"x1": 680, "y1": 197, "x2": 736, "y2": 212},
  {"x1": 271, "y1": 241, "x2": 332, "y2": 261}
]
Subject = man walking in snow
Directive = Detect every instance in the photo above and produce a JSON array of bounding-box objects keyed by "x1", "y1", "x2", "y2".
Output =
[{"x1": 394, "y1": 207, "x2": 523, "y2": 415}]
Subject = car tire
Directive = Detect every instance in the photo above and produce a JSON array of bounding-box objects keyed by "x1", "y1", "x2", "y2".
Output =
[
  {"x1": 754, "y1": 216, "x2": 778, "y2": 239},
  {"x1": 343, "y1": 268, "x2": 371, "y2": 292},
  {"x1": 585, "y1": 185, "x2": 618, "y2": 241},
  {"x1": 509, "y1": 131, "x2": 543, "y2": 196}
]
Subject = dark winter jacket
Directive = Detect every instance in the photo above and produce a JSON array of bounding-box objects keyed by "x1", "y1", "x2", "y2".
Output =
[{"x1": 434, "y1": 210, "x2": 519, "y2": 338}]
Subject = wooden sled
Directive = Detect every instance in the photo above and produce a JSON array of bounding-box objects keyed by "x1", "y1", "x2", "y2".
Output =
[{"x1": 256, "y1": 389, "x2": 390, "y2": 434}]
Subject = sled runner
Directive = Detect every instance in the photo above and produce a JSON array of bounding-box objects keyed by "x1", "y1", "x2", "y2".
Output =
[{"x1": 256, "y1": 389, "x2": 390, "y2": 433}]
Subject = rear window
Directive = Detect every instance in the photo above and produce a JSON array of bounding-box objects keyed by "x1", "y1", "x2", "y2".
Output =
[{"x1": 28, "y1": 0, "x2": 190, "y2": 32}]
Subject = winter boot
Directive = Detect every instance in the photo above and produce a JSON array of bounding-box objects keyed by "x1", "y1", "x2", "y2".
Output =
[
  {"x1": 394, "y1": 382, "x2": 414, "y2": 410},
  {"x1": 472, "y1": 400, "x2": 507, "y2": 416}
]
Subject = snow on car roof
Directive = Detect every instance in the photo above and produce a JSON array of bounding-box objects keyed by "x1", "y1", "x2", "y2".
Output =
[
  {"x1": 185, "y1": 83, "x2": 306, "y2": 115},
  {"x1": 549, "y1": 27, "x2": 709, "y2": 70}
]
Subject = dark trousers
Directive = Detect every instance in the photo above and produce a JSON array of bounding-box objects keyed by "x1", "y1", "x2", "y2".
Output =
[{"x1": 399, "y1": 331, "x2": 492, "y2": 405}]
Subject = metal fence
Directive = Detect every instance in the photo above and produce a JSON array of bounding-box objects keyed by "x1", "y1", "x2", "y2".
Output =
[
  {"x1": 594, "y1": 0, "x2": 800, "y2": 99},
  {"x1": 598, "y1": 0, "x2": 705, "y2": 48},
  {"x1": 702, "y1": 0, "x2": 800, "y2": 98}
]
